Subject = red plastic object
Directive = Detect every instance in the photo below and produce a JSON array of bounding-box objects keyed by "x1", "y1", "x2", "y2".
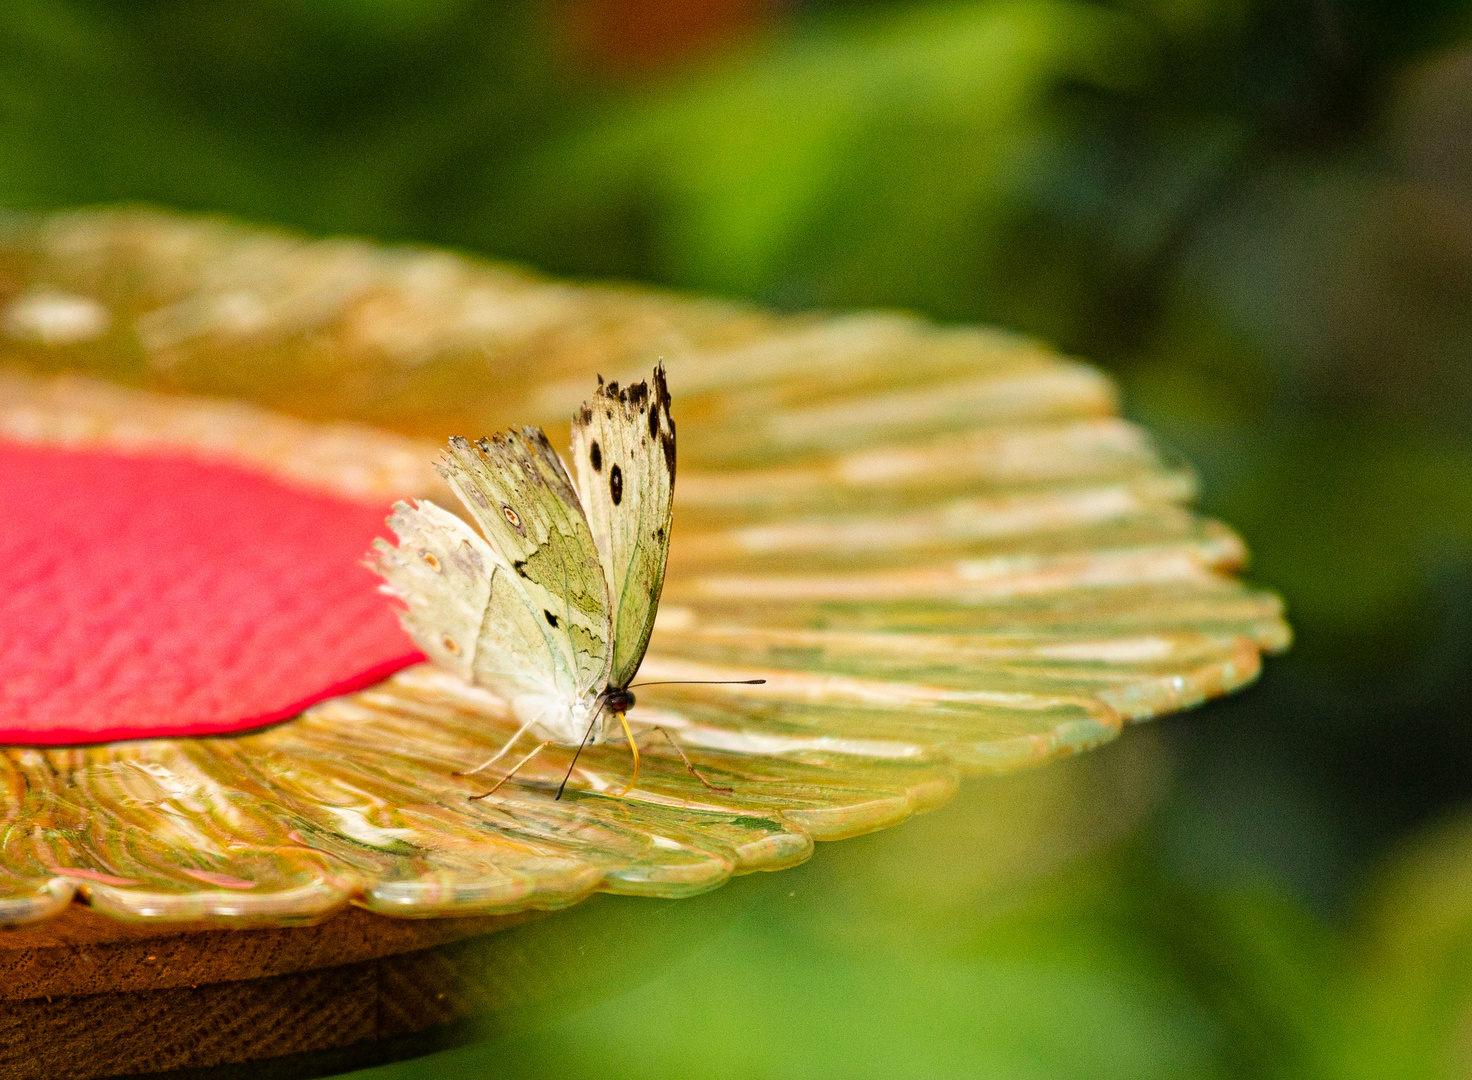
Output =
[{"x1": 0, "y1": 440, "x2": 423, "y2": 745}]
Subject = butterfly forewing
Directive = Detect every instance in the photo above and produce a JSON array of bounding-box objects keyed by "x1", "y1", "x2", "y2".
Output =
[
  {"x1": 570, "y1": 365, "x2": 676, "y2": 689},
  {"x1": 436, "y1": 431, "x2": 613, "y2": 700}
]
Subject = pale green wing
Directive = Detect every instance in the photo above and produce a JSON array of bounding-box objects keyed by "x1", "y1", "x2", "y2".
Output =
[
  {"x1": 570, "y1": 364, "x2": 676, "y2": 689},
  {"x1": 370, "y1": 499, "x2": 592, "y2": 703},
  {"x1": 370, "y1": 500, "x2": 490, "y2": 682},
  {"x1": 435, "y1": 431, "x2": 613, "y2": 699}
]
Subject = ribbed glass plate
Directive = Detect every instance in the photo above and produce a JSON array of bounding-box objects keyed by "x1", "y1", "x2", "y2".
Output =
[{"x1": 0, "y1": 209, "x2": 1288, "y2": 927}]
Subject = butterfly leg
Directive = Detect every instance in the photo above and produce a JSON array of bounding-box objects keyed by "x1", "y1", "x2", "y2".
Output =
[
  {"x1": 648, "y1": 726, "x2": 734, "y2": 793},
  {"x1": 612, "y1": 711, "x2": 641, "y2": 798},
  {"x1": 455, "y1": 714, "x2": 539, "y2": 777},
  {"x1": 469, "y1": 740, "x2": 551, "y2": 800}
]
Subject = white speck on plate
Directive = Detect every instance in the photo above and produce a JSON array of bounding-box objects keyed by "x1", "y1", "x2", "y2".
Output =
[{"x1": 3, "y1": 289, "x2": 111, "y2": 345}]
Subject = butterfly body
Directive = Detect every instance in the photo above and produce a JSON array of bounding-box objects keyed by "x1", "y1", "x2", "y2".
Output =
[
  {"x1": 507, "y1": 691, "x2": 609, "y2": 747},
  {"x1": 506, "y1": 685, "x2": 637, "y2": 747},
  {"x1": 371, "y1": 366, "x2": 674, "y2": 782}
]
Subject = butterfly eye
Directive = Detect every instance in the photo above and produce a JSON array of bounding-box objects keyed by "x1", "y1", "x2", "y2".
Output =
[
  {"x1": 421, "y1": 552, "x2": 441, "y2": 572},
  {"x1": 502, "y1": 505, "x2": 521, "y2": 528},
  {"x1": 441, "y1": 635, "x2": 460, "y2": 656}
]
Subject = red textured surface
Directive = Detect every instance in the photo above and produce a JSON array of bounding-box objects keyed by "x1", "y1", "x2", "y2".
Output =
[{"x1": 0, "y1": 440, "x2": 423, "y2": 745}]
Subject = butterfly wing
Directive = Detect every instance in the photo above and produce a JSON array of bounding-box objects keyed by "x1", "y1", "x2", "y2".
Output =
[
  {"x1": 370, "y1": 500, "x2": 550, "y2": 692},
  {"x1": 570, "y1": 364, "x2": 676, "y2": 689},
  {"x1": 439, "y1": 431, "x2": 613, "y2": 698},
  {"x1": 371, "y1": 499, "x2": 490, "y2": 682},
  {"x1": 371, "y1": 430, "x2": 613, "y2": 715}
]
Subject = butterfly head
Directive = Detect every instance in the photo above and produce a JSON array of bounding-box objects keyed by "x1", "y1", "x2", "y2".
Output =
[{"x1": 601, "y1": 686, "x2": 636, "y2": 714}]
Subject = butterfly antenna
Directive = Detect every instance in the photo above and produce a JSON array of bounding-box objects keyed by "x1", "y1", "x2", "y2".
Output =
[
  {"x1": 628, "y1": 679, "x2": 767, "y2": 688},
  {"x1": 555, "y1": 700, "x2": 607, "y2": 800}
]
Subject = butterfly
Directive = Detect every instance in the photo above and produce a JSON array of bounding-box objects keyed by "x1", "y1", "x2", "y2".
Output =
[{"x1": 371, "y1": 364, "x2": 740, "y2": 797}]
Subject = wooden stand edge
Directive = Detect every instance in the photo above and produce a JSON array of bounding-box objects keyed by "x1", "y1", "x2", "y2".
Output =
[{"x1": 0, "y1": 905, "x2": 544, "y2": 1080}]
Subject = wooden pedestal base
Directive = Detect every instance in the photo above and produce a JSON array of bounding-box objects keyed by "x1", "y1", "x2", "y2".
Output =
[
  {"x1": 0, "y1": 905, "x2": 543, "y2": 1080},
  {"x1": 0, "y1": 873, "x2": 768, "y2": 1080}
]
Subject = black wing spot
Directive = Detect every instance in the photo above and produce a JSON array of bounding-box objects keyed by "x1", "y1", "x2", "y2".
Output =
[
  {"x1": 513, "y1": 559, "x2": 529, "y2": 578},
  {"x1": 590, "y1": 441, "x2": 602, "y2": 471},
  {"x1": 654, "y1": 526, "x2": 665, "y2": 541},
  {"x1": 544, "y1": 610, "x2": 560, "y2": 628},
  {"x1": 610, "y1": 464, "x2": 623, "y2": 506},
  {"x1": 649, "y1": 405, "x2": 660, "y2": 438}
]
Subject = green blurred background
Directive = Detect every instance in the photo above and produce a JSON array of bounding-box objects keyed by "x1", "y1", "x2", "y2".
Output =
[{"x1": 6, "y1": 0, "x2": 1472, "y2": 1074}]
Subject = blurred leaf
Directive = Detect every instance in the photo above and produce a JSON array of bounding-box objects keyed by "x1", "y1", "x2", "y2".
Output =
[
  {"x1": 782, "y1": 730, "x2": 1170, "y2": 954},
  {"x1": 474, "y1": 0, "x2": 1154, "y2": 308},
  {"x1": 1327, "y1": 807, "x2": 1472, "y2": 1080},
  {"x1": 348, "y1": 738, "x2": 1238, "y2": 1080}
]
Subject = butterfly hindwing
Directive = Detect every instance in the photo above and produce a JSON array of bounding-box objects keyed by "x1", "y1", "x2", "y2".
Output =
[
  {"x1": 371, "y1": 499, "x2": 589, "y2": 704},
  {"x1": 370, "y1": 500, "x2": 493, "y2": 682},
  {"x1": 435, "y1": 431, "x2": 613, "y2": 700},
  {"x1": 570, "y1": 364, "x2": 676, "y2": 689}
]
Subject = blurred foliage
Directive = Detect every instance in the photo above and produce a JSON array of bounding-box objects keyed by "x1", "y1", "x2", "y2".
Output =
[
  {"x1": 4, "y1": 0, "x2": 1472, "y2": 1074},
  {"x1": 351, "y1": 736, "x2": 1345, "y2": 1080}
]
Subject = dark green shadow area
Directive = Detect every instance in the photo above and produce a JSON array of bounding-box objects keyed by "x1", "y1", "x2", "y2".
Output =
[
  {"x1": 116, "y1": 872, "x2": 782, "y2": 1080},
  {"x1": 336, "y1": 736, "x2": 1339, "y2": 1080}
]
